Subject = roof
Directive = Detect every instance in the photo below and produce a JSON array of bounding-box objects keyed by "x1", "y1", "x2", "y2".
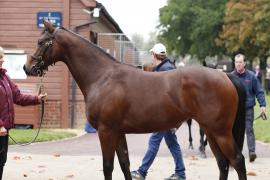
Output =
[
  {"x1": 95, "y1": 2, "x2": 124, "y2": 33},
  {"x1": 79, "y1": 0, "x2": 96, "y2": 8}
]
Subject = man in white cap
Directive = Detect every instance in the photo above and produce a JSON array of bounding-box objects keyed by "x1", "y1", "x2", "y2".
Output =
[
  {"x1": 0, "y1": 46, "x2": 47, "y2": 180},
  {"x1": 131, "y1": 43, "x2": 186, "y2": 180},
  {"x1": 150, "y1": 43, "x2": 175, "y2": 71}
]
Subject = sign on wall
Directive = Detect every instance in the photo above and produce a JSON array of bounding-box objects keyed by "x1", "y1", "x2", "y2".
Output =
[{"x1": 37, "y1": 12, "x2": 62, "y2": 28}]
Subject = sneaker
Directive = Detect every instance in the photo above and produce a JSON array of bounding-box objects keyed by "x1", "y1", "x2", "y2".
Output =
[
  {"x1": 249, "y1": 152, "x2": 257, "y2": 162},
  {"x1": 131, "y1": 170, "x2": 145, "y2": 180},
  {"x1": 164, "y1": 174, "x2": 186, "y2": 180}
]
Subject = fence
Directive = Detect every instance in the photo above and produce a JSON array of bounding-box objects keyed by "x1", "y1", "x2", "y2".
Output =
[{"x1": 97, "y1": 33, "x2": 152, "y2": 67}]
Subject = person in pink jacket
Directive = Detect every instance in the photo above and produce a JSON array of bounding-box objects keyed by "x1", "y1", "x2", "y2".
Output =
[{"x1": 0, "y1": 46, "x2": 47, "y2": 180}]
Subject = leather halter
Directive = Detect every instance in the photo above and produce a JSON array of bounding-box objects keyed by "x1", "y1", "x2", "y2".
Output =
[{"x1": 30, "y1": 27, "x2": 60, "y2": 76}]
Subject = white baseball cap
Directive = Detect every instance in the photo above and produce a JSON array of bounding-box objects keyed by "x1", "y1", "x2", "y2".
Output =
[{"x1": 150, "y1": 43, "x2": 166, "y2": 55}]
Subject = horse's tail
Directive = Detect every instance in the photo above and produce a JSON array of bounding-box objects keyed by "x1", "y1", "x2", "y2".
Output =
[{"x1": 227, "y1": 73, "x2": 246, "y2": 151}]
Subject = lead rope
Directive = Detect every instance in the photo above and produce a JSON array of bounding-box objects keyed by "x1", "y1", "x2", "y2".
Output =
[{"x1": 8, "y1": 76, "x2": 45, "y2": 146}]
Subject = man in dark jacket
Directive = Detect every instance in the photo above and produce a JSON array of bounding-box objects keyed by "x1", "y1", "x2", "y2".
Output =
[
  {"x1": 0, "y1": 46, "x2": 47, "y2": 180},
  {"x1": 232, "y1": 53, "x2": 266, "y2": 162},
  {"x1": 131, "y1": 43, "x2": 186, "y2": 180}
]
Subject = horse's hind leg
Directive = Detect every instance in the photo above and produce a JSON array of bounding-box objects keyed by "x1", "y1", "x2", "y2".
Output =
[
  {"x1": 98, "y1": 126, "x2": 118, "y2": 180},
  {"x1": 206, "y1": 134, "x2": 229, "y2": 180},
  {"x1": 116, "y1": 134, "x2": 132, "y2": 180},
  {"x1": 199, "y1": 128, "x2": 207, "y2": 158},
  {"x1": 212, "y1": 133, "x2": 246, "y2": 180},
  {"x1": 187, "y1": 119, "x2": 193, "y2": 149}
]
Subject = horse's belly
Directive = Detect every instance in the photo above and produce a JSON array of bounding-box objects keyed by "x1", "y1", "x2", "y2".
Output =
[{"x1": 119, "y1": 115, "x2": 186, "y2": 134}]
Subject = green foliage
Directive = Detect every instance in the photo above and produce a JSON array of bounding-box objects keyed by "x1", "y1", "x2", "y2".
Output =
[
  {"x1": 217, "y1": 0, "x2": 270, "y2": 60},
  {"x1": 158, "y1": 0, "x2": 227, "y2": 59},
  {"x1": 8, "y1": 129, "x2": 77, "y2": 145},
  {"x1": 254, "y1": 94, "x2": 270, "y2": 143}
]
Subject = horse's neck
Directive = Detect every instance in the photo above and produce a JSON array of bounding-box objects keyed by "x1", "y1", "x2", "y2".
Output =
[{"x1": 60, "y1": 34, "x2": 115, "y2": 96}]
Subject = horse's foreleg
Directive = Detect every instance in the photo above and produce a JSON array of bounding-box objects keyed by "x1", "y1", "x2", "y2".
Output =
[
  {"x1": 205, "y1": 134, "x2": 229, "y2": 180},
  {"x1": 98, "y1": 126, "x2": 118, "y2": 180},
  {"x1": 116, "y1": 134, "x2": 132, "y2": 180},
  {"x1": 187, "y1": 119, "x2": 193, "y2": 149}
]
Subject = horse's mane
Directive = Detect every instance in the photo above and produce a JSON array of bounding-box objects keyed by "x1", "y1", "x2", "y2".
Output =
[
  {"x1": 59, "y1": 27, "x2": 122, "y2": 64},
  {"x1": 41, "y1": 26, "x2": 140, "y2": 70}
]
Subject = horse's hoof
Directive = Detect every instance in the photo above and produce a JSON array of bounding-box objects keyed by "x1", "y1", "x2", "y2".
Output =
[
  {"x1": 189, "y1": 144, "x2": 194, "y2": 150},
  {"x1": 200, "y1": 151, "x2": 207, "y2": 158}
]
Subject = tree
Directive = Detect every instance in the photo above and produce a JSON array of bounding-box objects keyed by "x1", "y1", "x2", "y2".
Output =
[
  {"x1": 158, "y1": 0, "x2": 227, "y2": 60},
  {"x1": 217, "y1": 0, "x2": 270, "y2": 66}
]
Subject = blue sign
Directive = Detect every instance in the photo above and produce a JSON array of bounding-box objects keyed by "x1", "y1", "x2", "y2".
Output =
[{"x1": 37, "y1": 12, "x2": 62, "y2": 28}]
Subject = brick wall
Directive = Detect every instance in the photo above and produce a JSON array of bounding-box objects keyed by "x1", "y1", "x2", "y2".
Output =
[
  {"x1": 42, "y1": 100, "x2": 62, "y2": 128},
  {"x1": 69, "y1": 100, "x2": 87, "y2": 128}
]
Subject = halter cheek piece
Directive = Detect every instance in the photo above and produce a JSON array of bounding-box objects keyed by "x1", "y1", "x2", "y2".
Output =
[{"x1": 31, "y1": 27, "x2": 60, "y2": 76}]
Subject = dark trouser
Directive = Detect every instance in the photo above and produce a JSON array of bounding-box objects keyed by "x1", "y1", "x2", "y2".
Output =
[
  {"x1": 0, "y1": 135, "x2": 8, "y2": 180},
  {"x1": 245, "y1": 108, "x2": 255, "y2": 153}
]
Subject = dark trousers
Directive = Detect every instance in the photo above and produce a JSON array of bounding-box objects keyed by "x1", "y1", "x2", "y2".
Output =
[
  {"x1": 245, "y1": 108, "x2": 255, "y2": 153},
  {"x1": 0, "y1": 135, "x2": 8, "y2": 180}
]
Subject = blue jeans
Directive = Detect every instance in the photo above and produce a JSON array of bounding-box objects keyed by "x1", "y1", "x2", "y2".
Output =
[
  {"x1": 138, "y1": 131, "x2": 186, "y2": 179},
  {"x1": 246, "y1": 108, "x2": 255, "y2": 153}
]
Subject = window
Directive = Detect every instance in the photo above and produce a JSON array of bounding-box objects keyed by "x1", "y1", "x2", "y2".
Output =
[{"x1": 2, "y1": 49, "x2": 27, "y2": 79}]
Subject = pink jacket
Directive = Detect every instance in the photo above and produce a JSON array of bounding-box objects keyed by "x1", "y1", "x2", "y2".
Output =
[{"x1": 0, "y1": 68, "x2": 39, "y2": 129}]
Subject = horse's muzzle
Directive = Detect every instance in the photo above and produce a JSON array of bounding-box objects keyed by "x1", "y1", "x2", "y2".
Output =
[
  {"x1": 23, "y1": 65, "x2": 30, "y2": 76},
  {"x1": 23, "y1": 65, "x2": 41, "y2": 76}
]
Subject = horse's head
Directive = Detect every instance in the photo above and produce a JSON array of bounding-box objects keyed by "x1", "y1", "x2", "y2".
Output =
[{"x1": 24, "y1": 21, "x2": 63, "y2": 76}]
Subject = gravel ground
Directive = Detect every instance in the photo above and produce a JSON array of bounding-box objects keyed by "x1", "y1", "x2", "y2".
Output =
[{"x1": 4, "y1": 122, "x2": 270, "y2": 180}]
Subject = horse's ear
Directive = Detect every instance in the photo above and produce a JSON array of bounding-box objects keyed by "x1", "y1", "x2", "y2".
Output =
[{"x1": 43, "y1": 20, "x2": 54, "y2": 33}]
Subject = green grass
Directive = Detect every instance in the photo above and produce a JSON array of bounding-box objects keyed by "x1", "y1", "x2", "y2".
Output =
[
  {"x1": 254, "y1": 94, "x2": 270, "y2": 143},
  {"x1": 8, "y1": 129, "x2": 77, "y2": 145}
]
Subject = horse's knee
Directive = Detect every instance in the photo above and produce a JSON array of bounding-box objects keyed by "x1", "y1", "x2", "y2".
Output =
[
  {"x1": 103, "y1": 160, "x2": 114, "y2": 176},
  {"x1": 217, "y1": 157, "x2": 229, "y2": 173}
]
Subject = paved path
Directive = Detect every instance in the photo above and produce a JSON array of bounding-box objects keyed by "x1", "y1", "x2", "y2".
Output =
[{"x1": 4, "y1": 122, "x2": 270, "y2": 180}]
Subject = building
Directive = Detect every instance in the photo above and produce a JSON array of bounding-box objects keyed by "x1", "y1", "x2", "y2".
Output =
[{"x1": 0, "y1": 0, "x2": 140, "y2": 128}]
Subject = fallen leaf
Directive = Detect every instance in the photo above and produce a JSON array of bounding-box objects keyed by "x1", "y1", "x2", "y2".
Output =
[
  {"x1": 65, "y1": 174, "x2": 74, "y2": 178},
  {"x1": 23, "y1": 173, "x2": 28, "y2": 177},
  {"x1": 23, "y1": 156, "x2": 32, "y2": 160},
  {"x1": 13, "y1": 156, "x2": 21, "y2": 160},
  {"x1": 190, "y1": 155, "x2": 198, "y2": 160},
  {"x1": 247, "y1": 171, "x2": 257, "y2": 176},
  {"x1": 53, "y1": 154, "x2": 61, "y2": 157}
]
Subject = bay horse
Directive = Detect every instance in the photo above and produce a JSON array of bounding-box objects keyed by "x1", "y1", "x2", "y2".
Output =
[
  {"x1": 24, "y1": 21, "x2": 247, "y2": 180},
  {"x1": 143, "y1": 62, "x2": 208, "y2": 158}
]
